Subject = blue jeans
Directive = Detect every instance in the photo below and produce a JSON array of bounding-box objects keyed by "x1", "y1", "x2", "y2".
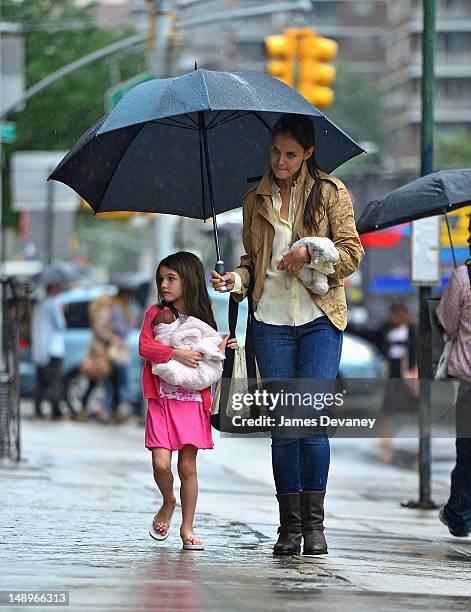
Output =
[
  {"x1": 105, "y1": 363, "x2": 129, "y2": 416},
  {"x1": 252, "y1": 316, "x2": 343, "y2": 493},
  {"x1": 443, "y1": 383, "x2": 471, "y2": 532}
]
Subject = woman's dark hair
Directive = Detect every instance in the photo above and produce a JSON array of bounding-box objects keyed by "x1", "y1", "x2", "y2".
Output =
[
  {"x1": 271, "y1": 114, "x2": 325, "y2": 234},
  {"x1": 155, "y1": 251, "x2": 217, "y2": 330}
]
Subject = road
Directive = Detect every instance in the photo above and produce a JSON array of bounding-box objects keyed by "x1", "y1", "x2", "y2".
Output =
[{"x1": 1, "y1": 406, "x2": 470, "y2": 611}]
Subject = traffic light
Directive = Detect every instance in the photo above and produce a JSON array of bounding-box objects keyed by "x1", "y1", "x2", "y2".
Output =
[
  {"x1": 265, "y1": 28, "x2": 338, "y2": 108},
  {"x1": 298, "y1": 29, "x2": 338, "y2": 108},
  {"x1": 264, "y1": 31, "x2": 297, "y2": 88}
]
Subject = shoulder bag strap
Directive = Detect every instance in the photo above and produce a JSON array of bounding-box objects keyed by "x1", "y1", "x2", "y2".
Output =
[
  {"x1": 222, "y1": 265, "x2": 254, "y2": 378},
  {"x1": 217, "y1": 265, "x2": 257, "y2": 427},
  {"x1": 220, "y1": 296, "x2": 238, "y2": 382},
  {"x1": 238, "y1": 264, "x2": 257, "y2": 380},
  {"x1": 218, "y1": 265, "x2": 256, "y2": 420}
]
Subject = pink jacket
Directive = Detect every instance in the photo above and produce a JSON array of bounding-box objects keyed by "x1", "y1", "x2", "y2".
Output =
[
  {"x1": 138, "y1": 305, "x2": 212, "y2": 410},
  {"x1": 436, "y1": 264, "x2": 471, "y2": 380}
]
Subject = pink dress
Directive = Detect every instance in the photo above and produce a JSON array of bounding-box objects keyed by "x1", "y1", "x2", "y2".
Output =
[{"x1": 145, "y1": 380, "x2": 214, "y2": 451}]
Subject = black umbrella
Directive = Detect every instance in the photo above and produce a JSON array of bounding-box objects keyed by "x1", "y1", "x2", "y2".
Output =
[
  {"x1": 357, "y1": 168, "x2": 471, "y2": 268},
  {"x1": 357, "y1": 168, "x2": 471, "y2": 233},
  {"x1": 49, "y1": 68, "x2": 364, "y2": 274}
]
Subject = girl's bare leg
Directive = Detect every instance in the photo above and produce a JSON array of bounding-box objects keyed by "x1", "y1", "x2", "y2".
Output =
[
  {"x1": 376, "y1": 415, "x2": 394, "y2": 463},
  {"x1": 178, "y1": 445, "x2": 202, "y2": 544},
  {"x1": 151, "y1": 448, "x2": 176, "y2": 535}
]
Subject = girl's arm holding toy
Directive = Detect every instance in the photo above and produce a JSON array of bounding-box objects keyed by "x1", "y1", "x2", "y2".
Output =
[{"x1": 139, "y1": 305, "x2": 204, "y2": 369}]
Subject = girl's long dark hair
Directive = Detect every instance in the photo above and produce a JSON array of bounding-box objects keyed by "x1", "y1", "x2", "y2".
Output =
[
  {"x1": 156, "y1": 252, "x2": 218, "y2": 330},
  {"x1": 271, "y1": 114, "x2": 325, "y2": 234}
]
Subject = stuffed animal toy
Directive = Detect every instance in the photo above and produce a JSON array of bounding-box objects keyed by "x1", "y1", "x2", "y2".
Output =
[
  {"x1": 152, "y1": 306, "x2": 176, "y2": 326},
  {"x1": 151, "y1": 311, "x2": 225, "y2": 390},
  {"x1": 290, "y1": 237, "x2": 340, "y2": 295}
]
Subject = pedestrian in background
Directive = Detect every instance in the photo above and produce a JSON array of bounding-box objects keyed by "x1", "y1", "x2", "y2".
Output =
[
  {"x1": 108, "y1": 288, "x2": 133, "y2": 422},
  {"x1": 211, "y1": 113, "x2": 364, "y2": 556},
  {"x1": 437, "y1": 214, "x2": 471, "y2": 537},
  {"x1": 82, "y1": 294, "x2": 129, "y2": 423},
  {"x1": 376, "y1": 302, "x2": 418, "y2": 463},
  {"x1": 31, "y1": 280, "x2": 67, "y2": 420},
  {"x1": 139, "y1": 251, "x2": 237, "y2": 550}
]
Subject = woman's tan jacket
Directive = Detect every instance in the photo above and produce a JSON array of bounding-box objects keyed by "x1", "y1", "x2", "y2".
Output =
[{"x1": 232, "y1": 162, "x2": 364, "y2": 331}]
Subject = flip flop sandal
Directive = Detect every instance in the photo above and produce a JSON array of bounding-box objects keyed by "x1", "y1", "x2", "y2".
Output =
[
  {"x1": 181, "y1": 535, "x2": 204, "y2": 551},
  {"x1": 149, "y1": 518, "x2": 171, "y2": 541}
]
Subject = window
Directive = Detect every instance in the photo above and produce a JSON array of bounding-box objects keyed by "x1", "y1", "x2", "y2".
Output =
[{"x1": 352, "y1": 2, "x2": 374, "y2": 17}]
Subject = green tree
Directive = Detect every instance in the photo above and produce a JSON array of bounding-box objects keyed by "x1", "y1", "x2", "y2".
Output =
[
  {"x1": 435, "y1": 130, "x2": 471, "y2": 170},
  {"x1": 2, "y1": 0, "x2": 146, "y2": 226}
]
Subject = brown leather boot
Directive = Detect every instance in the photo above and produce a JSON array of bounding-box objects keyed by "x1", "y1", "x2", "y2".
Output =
[
  {"x1": 300, "y1": 491, "x2": 328, "y2": 555},
  {"x1": 273, "y1": 493, "x2": 302, "y2": 556}
]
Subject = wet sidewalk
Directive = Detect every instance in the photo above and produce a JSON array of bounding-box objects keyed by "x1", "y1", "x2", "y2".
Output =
[{"x1": 1, "y1": 412, "x2": 471, "y2": 612}]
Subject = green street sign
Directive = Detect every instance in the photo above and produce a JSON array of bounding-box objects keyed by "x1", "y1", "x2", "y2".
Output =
[
  {"x1": 1, "y1": 121, "x2": 17, "y2": 143},
  {"x1": 106, "y1": 73, "x2": 153, "y2": 112}
]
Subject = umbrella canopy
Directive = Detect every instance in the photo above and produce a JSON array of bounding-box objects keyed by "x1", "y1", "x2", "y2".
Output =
[
  {"x1": 39, "y1": 264, "x2": 84, "y2": 287},
  {"x1": 50, "y1": 69, "x2": 363, "y2": 221},
  {"x1": 357, "y1": 168, "x2": 471, "y2": 234}
]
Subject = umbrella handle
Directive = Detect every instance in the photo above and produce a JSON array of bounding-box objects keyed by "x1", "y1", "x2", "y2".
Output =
[
  {"x1": 215, "y1": 260, "x2": 228, "y2": 292},
  {"x1": 443, "y1": 212, "x2": 457, "y2": 270}
]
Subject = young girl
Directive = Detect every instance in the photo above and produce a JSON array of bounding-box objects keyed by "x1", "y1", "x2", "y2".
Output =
[{"x1": 139, "y1": 251, "x2": 237, "y2": 550}]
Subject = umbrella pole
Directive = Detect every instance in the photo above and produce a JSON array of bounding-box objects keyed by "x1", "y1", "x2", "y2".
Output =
[
  {"x1": 402, "y1": 0, "x2": 438, "y2": 511},
  {"x1": 198, "y1": 111, "x2": 226, "y2": 285},
  {"x1": 444, "y1": 212, "x2": 457, "y2": 269}
]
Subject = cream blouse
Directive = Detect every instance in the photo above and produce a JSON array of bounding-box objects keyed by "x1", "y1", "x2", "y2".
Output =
[{"x1": 232, "y1": 180, "x2": 334, "y2": 326}]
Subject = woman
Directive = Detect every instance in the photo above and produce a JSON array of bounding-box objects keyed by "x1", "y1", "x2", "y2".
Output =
[
  {"x1": 81, "y1": 294, "x2": 129, "y2": 423},
  {"x1": 376, "y1": 302, "x2": 418, "y2": 463},
  {"x1": 211, "y1": 113, "x2": 364, "y2": 556},
  {"x1": 108, "y1": 288, "x2": 133, "y2": 422},
  {"x1": 436, "y1": 214, "x2": 471, "y2": 537}
]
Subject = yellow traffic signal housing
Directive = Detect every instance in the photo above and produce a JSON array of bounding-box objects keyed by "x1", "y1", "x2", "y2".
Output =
[
  {"x1": 298, "y1": 60, "x2": 336, "y2": 86},
  {"x1": 265, "y1": 27, "x2": 338, "y2": 108},
  {"x1": 265, "y1": 33, "x2": 297, "y2": 87},
  {"x1": 298, "y1": 29, "x2": 338, "y2": 108},
  {"x1": 266, "y1": 59, "x2": 294, "y2": 87},
  {"x1": 265, "y1": 33, "x2": 297, "y2": 58},
  {"x1": 298, "y1": 83, "x2": 335, "y2": 109},
  {"x1": 298, "y1": 32, "x2": 338, "y2": 62},
  {"x1": 315, "y1": 37, "x2": 338, "y2": 61}
]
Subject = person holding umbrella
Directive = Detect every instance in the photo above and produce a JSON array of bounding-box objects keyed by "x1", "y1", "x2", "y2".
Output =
[
  {"x1": 211, "y1": 113, "x2": 364, "y2": 556},
  {"x1": 436, "y1": 214, "x2": 471, "y2": 537}
]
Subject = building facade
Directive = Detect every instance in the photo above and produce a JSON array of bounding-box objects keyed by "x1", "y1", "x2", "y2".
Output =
[
  {"x1": 86, "y1": 1, "x2": 469, "y2": 172},
  {"x1": 383, "y1": 0, "x2": 471, "y2": 171}
]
